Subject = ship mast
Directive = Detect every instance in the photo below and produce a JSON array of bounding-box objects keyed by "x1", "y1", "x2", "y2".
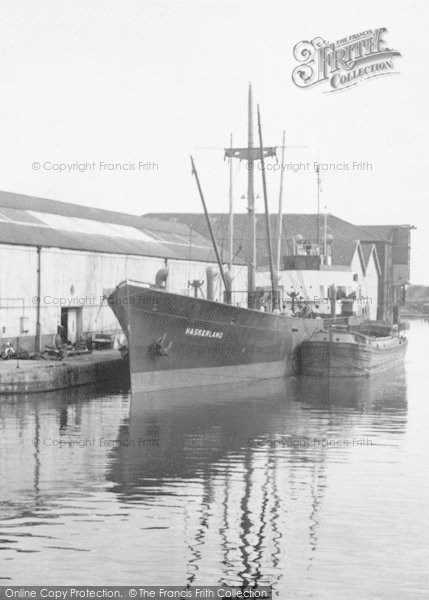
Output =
[
  {"x1": 257, "y1": 105, "x2": 277, "y2": 308},
  {"x1": 316, "y1": 164, "x2": 321, "y2": 249},
  {"x1": 247, "y1": 85, "x2": 256, "y2": 308},
  {"x1": 228, "y1": 133, "x2": 234, "y2": 272},
  {"x1": 224, "y1": 85, "x2": 277, "y2": 309},
  {"x1": 276, "y1": 131, "x2": 286, "y2": 275}
]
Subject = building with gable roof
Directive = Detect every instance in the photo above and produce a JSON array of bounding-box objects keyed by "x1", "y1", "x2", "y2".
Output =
[{"x1": 0, "y1": 191, "x2": 247, "y2": 352}]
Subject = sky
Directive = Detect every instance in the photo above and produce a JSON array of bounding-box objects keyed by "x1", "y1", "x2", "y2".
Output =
[{"x1": 0, "y1": 0, "x2": 427, "y2": 283}]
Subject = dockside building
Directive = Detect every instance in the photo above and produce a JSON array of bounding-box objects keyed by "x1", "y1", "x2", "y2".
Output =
[{"x1": 0, "y1": 192, "x2": 247, "y2": 352}]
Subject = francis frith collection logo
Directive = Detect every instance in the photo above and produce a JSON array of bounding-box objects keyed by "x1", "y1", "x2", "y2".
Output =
[{"x1": 292, "y1": 28, "x2": 401, "y2": 92}]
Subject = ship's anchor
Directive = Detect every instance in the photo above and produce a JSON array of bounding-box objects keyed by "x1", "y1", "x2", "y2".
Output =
[{"x1": 149, "y1": 333, "x2": 172, "y2": 357}]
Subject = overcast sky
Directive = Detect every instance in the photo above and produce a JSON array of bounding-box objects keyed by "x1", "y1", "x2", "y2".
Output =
[{"x1": 0, "y1": 0, "x2": 427, "y2": 283}]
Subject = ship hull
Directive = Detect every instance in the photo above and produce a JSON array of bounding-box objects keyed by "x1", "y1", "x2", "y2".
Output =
[
  {"x1": 108, "y1": 281, "x2": 321, "y2": 392},
  {"x1": 300, "y1": 336, "x2": 407, "y2": 377}
]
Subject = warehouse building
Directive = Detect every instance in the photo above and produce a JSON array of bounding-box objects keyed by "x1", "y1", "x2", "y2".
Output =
[
  {"x1": 359, "y1": 224, "x2": 414, "y2": 322},
  {"x1": 0, "y1": 192, "x2": 247, "y2": 352}
]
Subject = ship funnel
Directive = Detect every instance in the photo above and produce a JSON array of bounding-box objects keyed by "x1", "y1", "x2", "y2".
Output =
[
  {"x1": 155, "y1": 267, "x2": 169, "y2": 288},
  {"x1": 206, "y1": 266, "x2": 218, "y2": 301}
]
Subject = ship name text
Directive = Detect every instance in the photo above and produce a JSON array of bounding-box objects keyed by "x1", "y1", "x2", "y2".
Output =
[{"x1": 185, "y1": 327, "x2": 224, "y2": 339}]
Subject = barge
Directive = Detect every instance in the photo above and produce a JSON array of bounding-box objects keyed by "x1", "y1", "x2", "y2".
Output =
[{"x1": 300, "y1": 324, "x2": 407, "y2": 377}]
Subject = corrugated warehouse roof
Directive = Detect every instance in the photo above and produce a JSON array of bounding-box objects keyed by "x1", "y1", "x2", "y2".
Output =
[{"x1": 0, "y1": 191, "x2": 244, "y2": 264}]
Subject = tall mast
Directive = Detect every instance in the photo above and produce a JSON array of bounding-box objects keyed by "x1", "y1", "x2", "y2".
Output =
[
  {"x1": 323, "y1": 207, "x2": 328, "y2": 263},
  {"x1": 228, "y1": 133, "x2": 234, "y2": 272},
  {"x1": 276, "y1": 130, "x2": 286, "y2": 274},
  {"x1": 257, "y1": 105, "x2": 276, "y2": 308},
  {"x1": 224, "y1": 85, "x2": 277, "y2": 309},
  {"x1": 316, "y1": 164, "x2": 321, "y2": 248},
  {"x1": 247, "y1": 84, "x2": 256, "y2": 308}
]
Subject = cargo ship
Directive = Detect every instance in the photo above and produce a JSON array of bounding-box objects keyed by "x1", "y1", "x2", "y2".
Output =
[
  {"x1": 300, "y1": 323, "x2": 407, "y2": 377},
  {"x1": 108, "y1": 86, "x2": 322, "y2": 392},
  {"x1": 108, "y1": 280, "x2": 321, "y2": 391}
]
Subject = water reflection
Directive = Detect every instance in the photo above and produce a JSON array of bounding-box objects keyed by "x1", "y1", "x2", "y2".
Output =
[
  {"x1": 107, "y1": 369, "x2": 407, "y2": 587},
  {"x1": 0, "y1": 326, "x2": 419, "y2": 593},
  {"x1": 0, "y1": 381, "x2": 130, "y2": 522}
]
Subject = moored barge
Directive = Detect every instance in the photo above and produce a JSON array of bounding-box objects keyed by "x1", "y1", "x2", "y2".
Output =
[{"x1": 300, "y1": 325, "x2": 407, "y2": 377}]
